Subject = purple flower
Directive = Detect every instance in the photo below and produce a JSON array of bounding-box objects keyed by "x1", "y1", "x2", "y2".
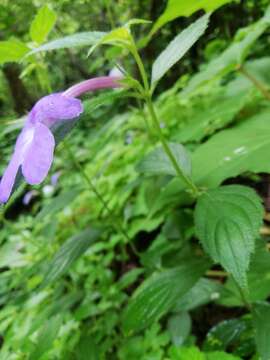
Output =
[
  {"x1": 23, "y1": 190, "x2": 39, "y2": 206},
  {"x1": 0, "y1": 76, "x2": 121, "y2": 203}
]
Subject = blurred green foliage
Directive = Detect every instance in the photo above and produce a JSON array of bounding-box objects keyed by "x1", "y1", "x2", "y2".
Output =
[{"x1": 1, "y1": 0, "x2": 270, "y2": 359}]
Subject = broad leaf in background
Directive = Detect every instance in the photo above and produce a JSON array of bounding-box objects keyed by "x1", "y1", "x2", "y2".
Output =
[
  {"x1": 29, "y1": 315, "x2": 62, "y2": 360},
  {"x1": 151, "y1": 0, "x2": 235, "y2": 35},
  {"x1": 184, "y1": 6, "x2": 270, "y2": 94},
  {"x1": 30, "y1": 4, "x2": 57, "y2": 45},
  {"x1": 177, "y1": 81, "x2": 252, "y2": 143},
  {"x1": 203, "y1": 317, "x2": 253, "y2": 353},
  {"x1": 28, "y1": 31, "x2": 106, "y2": 55},
  {"x1": 0, "y1": 39, "x2": 29, "y2": 64},
  {"x1": 151, "y1": 14, "x2": 209, "y2": 85},
  {"x1": 41, "y1": 228, "x2": 101, "y2": 287},
  {"x1": 122, "y1": 257, "x2": 209, "y2": 333},
  {"x1": 136, "y1": 142, "x2": 191, "y2": 177},
  {"x1": 152, "y1": 108, "x2": 270, "y2": 214},
  {"x1": 172, "y1": 278, "x2": 222, "y2": 312},
  {"x1": 192, "y1": 109, "x2": 270, "y2": 188},
  {"x1": 194, "y1": 185, "x2": 263, "y2": 288},
  {"x1": 253, "y1": 302, "x2": 270, "y2": 360}
]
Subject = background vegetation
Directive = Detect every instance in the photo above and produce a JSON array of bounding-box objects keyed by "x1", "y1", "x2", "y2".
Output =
[{"x1": 1, "y1": 0, "x2": 270, "y2": 359}]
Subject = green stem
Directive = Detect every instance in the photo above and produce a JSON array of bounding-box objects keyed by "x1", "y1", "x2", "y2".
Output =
[
  {"x1": 238, "y1": 65, "x2": 270, "y2": 101},
  {"x1": 130, "y1": 45, "x2": 149, "y2": 92},
  {"x1": 130, "y1": 43, "x2": 199, "y2": 197},
  {"x1": 146, "y1": 97, "x2": 199, "y2": 196}
]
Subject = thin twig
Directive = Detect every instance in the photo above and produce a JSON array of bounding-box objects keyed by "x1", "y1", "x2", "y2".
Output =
[{"x1": 238, "y1": 65, "x2": 270, "y2": 101}]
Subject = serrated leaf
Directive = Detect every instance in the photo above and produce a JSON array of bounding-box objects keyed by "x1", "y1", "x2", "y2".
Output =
[
  {"x1": 27, "y1": 31, "x2": 106, "y2": 55},
  {"x1": 151, "y1": 14, "x2": 209, "y2": 85},
  {"x1": 0, "y1": 39, "x2": 29, "y2": 64},
  {"x1": 30, "y1": 5, "x2": 57, "y2": 44},
  {"x1": 41, "y1": 228, "x2": 100, "y2": 287},
  {"x1": 151, "y1": 0, "x2": 235, "y2": 35},
  {"x1": 184, "y1": 7, "x2": 270, "y2": 94},
  {"x1": 36, "y1": 188, "x2": 81, "y2": 222},
  {"x1": 29, "y1": 315, "x2": 62, "y2": 360},
  {"x1": 253, "y1": 302, "x2": 270, "y2": 360},
  {"x1": 122, "y1": 257, "x2": 209, "y2": 333},
  {"x1": 136, "y1": 142, "x2": 191, "y2": 177},
  {"x1": 195, "y1": 185, "x2": 263, "y2": 288}
]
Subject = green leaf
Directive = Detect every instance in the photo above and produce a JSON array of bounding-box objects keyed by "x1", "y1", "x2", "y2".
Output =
[
  {"x1": 87, "y1": 27, "x2": 132, "y2": 56},
  {"x1": 172, "y1": 278, "x2": 222, "y2": 312},
  {"x1": 169, "y1": 346, "x2": 205, "y2": 360},
  {"x1": 167, "y1": 312, "x2": 191, "y2": 346},
  {"x1": 41, "y1": 228, "x2": 100, "y2": 287},
  {"x1": 220, "y1": 241, "x2": 270, "y2": 306},
  {"x1": 177, "y1": 80, "x2": 252, "y2": 143},
  {"x1": 136, "y1": 142, "x2": 191, "y2": 177},
  {"x1": 151, "y1": 0, "x2": 235, "y2": 35},
  {"x1": 206, "y1": 352, "x2": 242, "y2": 360},
  {"x1": 192, "y1": 109, "x2": 270, "y2": 188},
  {"x1": 0, "y1": 39, "x2": 29, "y2": 64},
  {"x1": 152, "y1": 108, "x2": 270, "y2": 214},
  {"x1": 184, "y1": 7, "x2": 270, "y2": 94},
  {"x1": 74, "y1": 336, "x2": 99, "y2": 360},
  {"x1": 30, "y1": 5, "x2": 57, "y2": 44},
  {"x1": 29, "y1": 315, "x2": 62, "y2": 360},
  {"x1": 122, "y1": 257, "x2": 209, "y2": 333},
  {"x1": 117, "y1": 268, "x2": 144, "y2": 290},
  {"x1": 194, "y1": 185, "x2": 263, "y2": 288},
  {"x1": 27, "y1": 31, "x2": 106, "y2": 55},
  {"x1": 151, "y1": 14, "x2": 209, "y2": 85},
  {"x1": 204, "y1": 318, "x2": 251, "y2": 352},
  {"x1": 36, "y1": 188, "x2": 81, "y2": 222},
  {"x1": 253, "y1": 302, "x2": 270, "y2": 360}
]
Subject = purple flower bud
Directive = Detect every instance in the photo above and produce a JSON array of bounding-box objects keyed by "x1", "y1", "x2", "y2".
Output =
[
  {"x1": 23, "y1": 190, "x2": 39, "y2": 206},
  {"x1": 51, "y1": 171, "x2": 61, "y2": 187},
  {"x1": 0, "y1": 76, "x2": 122, "y2": 204}
]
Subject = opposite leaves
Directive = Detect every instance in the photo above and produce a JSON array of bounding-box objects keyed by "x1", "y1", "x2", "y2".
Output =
[{"x1": 194, "y1": 185, "x2": 263, "y2": 289}]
